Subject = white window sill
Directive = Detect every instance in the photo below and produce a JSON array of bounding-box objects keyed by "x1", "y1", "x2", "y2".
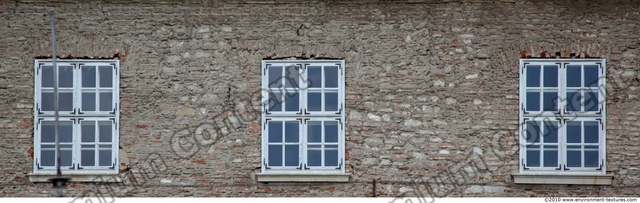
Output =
[
  {"x1": 255, "y1": 173, "x2": 351, "y2": 183},
  {"x1": 28, "y1": 173, "x2": 121, "y2": 183},
  {"x1": 512, "y1": 173, "x2": 613, "y2": 185}
]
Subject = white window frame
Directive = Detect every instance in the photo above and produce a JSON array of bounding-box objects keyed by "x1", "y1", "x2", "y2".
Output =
[
  {"x1": 261, "y1": 60, "x2": 345, "y2": 174},
  {"x1": 519, "y1": 59, "x2": 606, "y2": 175},
  {"x1": 33, "y1": 59, "x2": 119, "y2": 175}
]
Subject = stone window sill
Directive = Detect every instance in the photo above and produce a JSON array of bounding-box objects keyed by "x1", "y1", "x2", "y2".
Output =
[
  {"x1": 28, "y1": 173, "x2": 121, "y2": 183},
  {"x1": 255, "y1": 173, "x2": 351, "y2": 183},
  {"x1": 512, "y1": 173, "x2": 613, "y2": 185}
]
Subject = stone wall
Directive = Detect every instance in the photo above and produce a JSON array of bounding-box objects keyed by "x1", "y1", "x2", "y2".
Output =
[{"x1": 0, "y1": 0, "x2": 639, "y2": 197}]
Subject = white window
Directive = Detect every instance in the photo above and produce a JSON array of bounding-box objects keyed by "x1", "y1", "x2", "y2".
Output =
[
  {"x1": 261, "y1": 60, "x2": 345, "y2": 174},
  {"x1": 519, "y1": 59, "x2": 606, "y2": 174},
  {"x1": 34, "y1": 60, "x2": 119, "y2": 174}
]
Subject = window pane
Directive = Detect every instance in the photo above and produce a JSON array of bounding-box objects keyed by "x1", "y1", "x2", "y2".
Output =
[
  {"x1": 268, "y1": 66, "x2": 282, "y2": 88},
  {"x1": 307, "y1": 146, "x2": 321, "y2": 167},
  {"x1": 584, "y1": 91, "x2": 598, "y2": 111},
  {"x1": 566, "y1": 91, "x2": 581, "y2": 112},
  {"x1": 268, "y1": 121, "x2": 282, "y2": 143},
  {"x1": 567, "y1": 150, "x2": 581, "y2": 167},
  {"x1": 543, "y1": 121, "x2": 558, "y2": 143},
  {"x1": 82, "y1": 92, "x2": 96, "y2": 111},
  {"x1": 325, "y1": 66, "x2": 339, "y2": 88},
  {"x1": 41, "y1": 92, "x2": 54, "y2": 111},
  {"x1": 526, "y1": 65, "x2": 541, "y2": 87},
  {"x1": 41, "y1": 150, "x2": 55, "y2": 166},
  {"x1": 566, "y1": 122, "x2": 582, "y2": 143},
  {"x1": 99, "y1": 66, "x2": 113, "y2": 88},
  {"x1": 526, "y1": 91, "x2": 540, "y2": 111},
  {"x1": 543, "y1": 65, "x2": 558, "y2": 87},
  {"x1": 99, "y1": 92, "x2": 113, "y2": 111},
  {"x1": 525, "y1": 121, "x2": 540, "y2": 144},
  {"x1": 99, "y1": 150, "x2": 112, "y2": 166},
  {"x1": 268, "y1": 92, "x2": 282, "y2": 111},
  {"x1": 325, "y1": 121, "x2": 339, "y2": 143},
  {"x1": 59, "y1": 66, "x2": 74, "y2": 88},
  {"x1": 308, "y1": 66, "x2": 322, "y2": 88},
  {"x1": 61, "y1": 149, "x2": 72, "y2": 166},
  {"x1": 82, "y1": 122, "x2": 96, "y2": 142},
  {"x1": 308, "y1": 92, "x2": 322, "y2": 111},
  {"x1": 285, "y1": 65, "x2": 299, "y2": 88},
  {"x1": 543, "y1": 150, "x2": 558, "y2": 167},
  {"x1": 82, "y1": 66, "x2": 96, "y2": 87},
  {"x1": 284, "y1": 91, "x2": 299, "y2": 112},
  {"x1": 284, "y1": 145, "x2": 299, "y2": 167},
  {"x1": 543, "y1": 91, "x2": 558, "y2": 111},
  {"x1": 584, "y1": 65, "x2": 599, "y2": 87},
  {"x1": 59, "y1": 92, "x2": 73, "y2": 111},
  {"x1": 268, "y1": 145, "x2": 282, "y2": 167},
  {"x1": 41, "y1": 121, "x2": 55, "y2": 142},
  {"x1": 567, "y1": 65, "x2": 582, "y2": 87},
  {"x1": 284, "y1": 121, "x2": 299, "y2": 142},
  {"x1": 325, "y1": 92, "x2": 339, "y2": 111},
  {"x1": 308, "y1": 121, "x2": 322, "y2": 143},
  {"x1": 584, "y1": 146, "x2": 599, "y2": 167},
  {"x1": 60, "y1": 122, "x2": 73, "y2": 142},
  {"x1": 584, "y1": 121, "x2": 599, "y2": 143},
  {"x1": 325, "y1": 148, "x2": 338, "y2": 167},
  {"x1": 526, "y1": 149, "x2": 540, "y2": 167},
  {"x1": 99, "y1": 121, "x2": 112, "y2": 142},
  {"x1": 42, "y1": 66, "x2": 54, "y2": 87},
  {"x1": 81, "y1": 149, "x2": 95, "y2": 166}
]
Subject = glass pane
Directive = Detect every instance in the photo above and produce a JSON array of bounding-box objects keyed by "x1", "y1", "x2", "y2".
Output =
[
  {"x1": 584, "y1": 65, "x2": 599, "y2": 87},
  {"x1": 567, "y1": 65, "x2": 582, "y2": 87},
  {"x1": 566, "y1": 91, "x2": 581, "y2": 111},
  {"x1": 284, "y1": 121, "x2": 298, "y2": 142},
  {"x1": 325, "y1": 121, "x2": 339, "y2": 143},
  {"x1": 308, "y1": 66, "x2": 322, "y2": 88},
  {"x1": 584, "y1": 121, "x2": 599, "y2": 143},
  {"x1": 99, "y1": 92, "x2": 113, "y2": 111},
  {"x1": 543, "y1": 121, "x2": 558, "y2": 143},
  {"x1": 526, "y1": 91, "x2": 540, "y2": 111},
  {"x1": 567, "y1": 150, "x2": 581, "y2": 167},
  {"x1": 543, "y1": 91, "x2": 558, "y2": 111},
  {"x1": 82, "y1": 66, "x2": 96, "y2": 87},
  {"x1": 584, "y1": 91, "x2": 598, "y2": 111},
  {"x1": 61, "y1": 150, "x2": 72, "y2": 166},
  {"x1": 525, "y1": 121, "x2": 540, "y2": 144},
  {"x1": 99, "y1": 121, "x2": 112, "y2": 142},
  {"x1": 59, "y1": 92, "x2": 73, "y2": 111},
  {"x1": 307, "y1": 147, "x2": 321, "y2": 166},
  {"x1": 99, "y1": 66, "x2": 113, "y2": 88},
  {"x1": 268, "y1": 92, "x2": 282, "y2": 111},
  {"x1": 41, "y1": 92, "x2": 54, "y2": 111},
  {"x1": 308, "y1": 121, "x2": 322, "y2": 143},
  {"x1": 268, "y1": 145, "x2": 282, "y2": 167},
  {"x1": 566, "y1": 122, "x2": 582, "y2": 143},
  {"x1": 81, "y1": 122, "x2": 96, "y2": 142},
  {"x1": 60, "y1": 122, "x2": 73, "y2": 142},
  {"x1": 82, "y1": 92, "x2": 96, "y2": 111},
  {"x1": 526, "y1": 150, "x2": 540, "y2": 167},
  {"x1": 325, "y1": 92, "x2": 338, "y2": 111},
  {"x1": 584, "y1": 148, "x2": 599, "y2": 167},
  {"x1": 543, "y1": 65, "x2": 558, "y2": 87},
  {"x1": 285, "y1": 65, "x2": 299, "y2": 88},
  {"x1": 99, "y1": 150, "x2": 112, "y2": 166},
  {"x1": 41, "y1": 121, "x2": 55, "y2": 142},
  {"x1": 325, "y1": 149, "x2": 338, "y2": 167},
  {"x1": 526, "y1": 65, "x2": 541, "y2": 87},
  {"x1": 42, "y1": 66, "x2": 54, "y2": 87},
  {"x1": 268, "y1": 66, "x2": 282, "y2": 88},
  {"x1": 41, "y1": 150, "x2": 55, "y2": 166},
  {"x1": 59, "y1": 66, "x2": 74, "y2": 88},
  {"x1": 308, "y1": 92, "x2": 322, "y2": 111},
  {"x1": 268, "y1": 121, "x2": 282, "y2": 143},
  {"x1": 81, "y1": 149, "x2": 95, "y2": 166},
  {"x1": 284, "y1": 145, "x2": 299, "y2": 167},
  {"x1": 325, "y1": 66, "x2": 339, "y2": 88},
  {"x1": 284, "y1": 91, "x2": 299, "y2": 112},
  {"x1": 543, "y1": 150, "x2": 558, "y2": 167}
]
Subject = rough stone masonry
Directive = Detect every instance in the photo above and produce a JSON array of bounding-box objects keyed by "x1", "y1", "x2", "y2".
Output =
[{"x1": 0, "y1": 0, "x2": 639, "y2": 197}]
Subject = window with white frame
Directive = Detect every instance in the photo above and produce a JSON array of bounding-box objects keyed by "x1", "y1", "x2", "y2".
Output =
[
  {"x1": 34, "y1": 60, "x2": 119, "y2": 174},
  {"x1": 519, "y1": 59, "x2": 606, "y2": 174},
  {"x1": 261, "y1": 60, "x2": 345, "y2": 173}
]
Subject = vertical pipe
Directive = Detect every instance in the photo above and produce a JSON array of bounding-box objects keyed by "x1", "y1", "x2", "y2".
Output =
[
  {"x1": 372, "y1": 179, "x2": 376, "y2": 197},
  {"x1": 49, "y1": 8, "x2": 62, "y2": 197}
]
